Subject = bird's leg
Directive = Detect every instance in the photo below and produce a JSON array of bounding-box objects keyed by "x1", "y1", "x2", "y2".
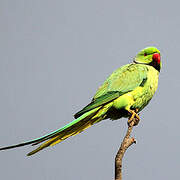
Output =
[{"x1": 127, "y1": 109, "x2": 140, "y2": 126}]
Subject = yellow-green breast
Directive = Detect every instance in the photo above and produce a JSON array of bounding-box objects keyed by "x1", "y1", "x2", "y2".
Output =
[{"x1": 113, "y1": 65, "x2": 159, "y2": 113}]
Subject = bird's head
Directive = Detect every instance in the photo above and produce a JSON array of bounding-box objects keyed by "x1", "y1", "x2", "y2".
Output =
[{"x1": 134, "y1": 46, "x2": 161, "y2": 72}]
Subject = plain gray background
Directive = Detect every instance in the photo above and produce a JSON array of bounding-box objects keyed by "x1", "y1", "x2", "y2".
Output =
[{"x1": 0, "y1": 0, "x2": 179, "y2": 180}]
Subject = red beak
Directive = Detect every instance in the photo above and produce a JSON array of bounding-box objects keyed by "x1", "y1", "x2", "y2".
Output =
[{"x1": 152, "y1": 53, "x2": 161, "y2": 64}]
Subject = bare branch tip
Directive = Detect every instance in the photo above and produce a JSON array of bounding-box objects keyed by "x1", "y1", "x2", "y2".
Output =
[{"x1": 132, "y1": 137, "x2": 137, "y2": 144}]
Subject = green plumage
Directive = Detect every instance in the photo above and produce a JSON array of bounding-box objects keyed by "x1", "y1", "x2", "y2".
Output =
[
  {"x1": 0, "y1": 46, "x2": 161, "y2": 156},
  {"x1": 75, "y1": 63, "x2": 159, "y2": 120}
]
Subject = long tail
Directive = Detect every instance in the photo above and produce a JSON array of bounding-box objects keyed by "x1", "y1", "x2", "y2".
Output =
[{"x1": 0, "y1": 103, "x2": 112, "y2": 156}]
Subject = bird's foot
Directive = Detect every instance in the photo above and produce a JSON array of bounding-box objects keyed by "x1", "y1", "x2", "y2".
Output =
[{"x1": 127, "y1": 109, "x2": 140, "y2": 127}]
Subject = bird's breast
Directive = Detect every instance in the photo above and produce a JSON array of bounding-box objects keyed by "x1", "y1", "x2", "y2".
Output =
[{"x1": 131, "y1": 66, "x2": 159, "y2": 111}]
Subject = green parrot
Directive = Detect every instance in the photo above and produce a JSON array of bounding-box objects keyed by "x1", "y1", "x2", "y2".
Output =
[{"x1": 0, "y1": 46, "x2": 161, "y2": 156}]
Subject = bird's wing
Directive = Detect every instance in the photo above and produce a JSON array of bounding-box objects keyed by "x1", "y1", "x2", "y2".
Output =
[{"x1": 74, "y1": 64, "x2": 148, "y2": 118}]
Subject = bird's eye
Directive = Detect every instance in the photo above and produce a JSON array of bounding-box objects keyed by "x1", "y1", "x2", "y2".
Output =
[{"x1": 144, "y1": 53, "x2": 147, "y2": 56}]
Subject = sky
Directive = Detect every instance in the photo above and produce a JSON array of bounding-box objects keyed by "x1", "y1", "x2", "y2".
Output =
[{"x1": 0, "y1": 0, "x2": 179, "y2": 180}]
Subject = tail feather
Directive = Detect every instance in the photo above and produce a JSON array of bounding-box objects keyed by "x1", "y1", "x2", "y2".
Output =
[
  {"x1": 27, "y1": 115, "x2": 103, "y2": 156},
  {"x1": 0, "y1": 107, "x2": 101, "y2": 155},
  {"x1": 31, "y1": 108, "x2": 100, "y2": 147},
  {"x1": 0, "y1": 102, "x2": 113, "y2": 156}
]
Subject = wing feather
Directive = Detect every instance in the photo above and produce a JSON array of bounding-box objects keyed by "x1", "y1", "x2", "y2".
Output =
[{"x1": 74, "y1": 64, "x2": 148, "y2": 118}]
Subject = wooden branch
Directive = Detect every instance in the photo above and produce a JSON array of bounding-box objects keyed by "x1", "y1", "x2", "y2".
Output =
[{"x1": 115, "y1": 118, "x2": 137, "y2": 180}]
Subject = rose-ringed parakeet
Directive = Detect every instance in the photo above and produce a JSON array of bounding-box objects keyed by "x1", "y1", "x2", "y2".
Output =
[{"x1": 0, "y1": 46, "x2": 161, "y2": 156}]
